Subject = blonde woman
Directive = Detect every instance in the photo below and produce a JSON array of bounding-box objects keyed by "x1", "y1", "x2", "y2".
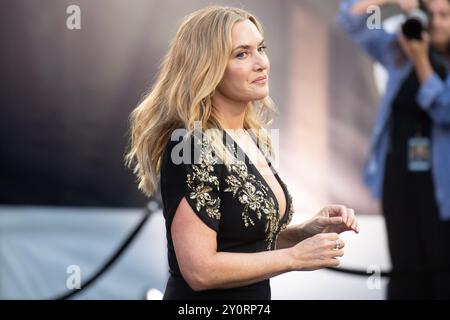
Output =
[{"x1": 126, "y1": 6, "x2": 359, "y2": 300}]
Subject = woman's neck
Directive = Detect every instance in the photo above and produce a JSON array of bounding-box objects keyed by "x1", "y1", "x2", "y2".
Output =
[
  {"x1": 212, "y1": 94, "x2": 248, "y2": 130},
  {"x1": 434, "y1": 43, "x2": 450, "y2": 60}
]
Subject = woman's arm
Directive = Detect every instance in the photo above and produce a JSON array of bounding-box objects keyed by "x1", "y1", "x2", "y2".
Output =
[
  {"x1": 172, "y1": 197, "x2": 344, "y2": 291},
  {"x1": 350, "y1": 0, "x2": 417, "y2": 15},
  {"x1": 350, "y1": 0, "x2": 394, "y2": 15},
  {"x1": 337, "y1": 0, "x2": 418, "y2": 68},
  {"x1": 276, "y1": 205, "x2": 360, "y2": 250},
  {"x1": 417, "y1": 74, "x2": 450, "y2": 124},
  {"x1": 414, "y1": 53, "x2": 434, "y2": 83},
  {"x1": 276, "y1": 223, "x2": 311, "y2": 250}
]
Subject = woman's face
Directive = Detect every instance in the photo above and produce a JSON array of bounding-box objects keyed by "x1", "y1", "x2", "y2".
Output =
[
  {"x1": 427, "y1": 0, "x2": 450, "y2": 52},
  {"x1": 215, "y1": 19, "x2": 270, "y2": 103}
]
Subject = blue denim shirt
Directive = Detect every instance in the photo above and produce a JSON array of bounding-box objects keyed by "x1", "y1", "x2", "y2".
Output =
[{"x1": 337, "y1": 0, "x2": 450, "y2": 220}]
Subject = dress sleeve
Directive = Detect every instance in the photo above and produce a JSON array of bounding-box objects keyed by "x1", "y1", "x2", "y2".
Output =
[{"x1": 162, "y1": 133, "x2": 222, "y2": 232}]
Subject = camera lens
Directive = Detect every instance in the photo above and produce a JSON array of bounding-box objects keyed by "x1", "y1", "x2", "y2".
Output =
[{"x1": 402, "y1": 9, "x2": 429, "y2": 40}]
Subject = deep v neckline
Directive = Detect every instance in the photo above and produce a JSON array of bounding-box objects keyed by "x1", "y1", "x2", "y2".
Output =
[{"x1": 223, "y1": 130, "x2": 289, "y2": 222}]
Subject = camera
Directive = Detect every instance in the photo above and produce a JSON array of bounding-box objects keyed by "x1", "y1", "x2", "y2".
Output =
[{"x1": 401, "y1": 1, "x2": 429, "y2": 40}]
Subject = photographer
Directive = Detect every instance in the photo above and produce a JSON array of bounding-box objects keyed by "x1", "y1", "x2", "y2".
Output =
[{"x1": 338, "y1": 0, "x2": 450, "y2": 299}]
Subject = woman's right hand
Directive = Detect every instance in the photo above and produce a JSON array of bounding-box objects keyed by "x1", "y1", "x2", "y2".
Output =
[{"x1": 288, "y1": 233, "x2": 345, "y2": 271}]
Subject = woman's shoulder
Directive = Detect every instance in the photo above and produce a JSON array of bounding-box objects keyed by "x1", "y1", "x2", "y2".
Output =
[
  {"x1": 162, "y1": 128, "x2": 190, "y2": 169},
  {"x1": 162, "y1": 128, "x2": 222, "y2": 171}
]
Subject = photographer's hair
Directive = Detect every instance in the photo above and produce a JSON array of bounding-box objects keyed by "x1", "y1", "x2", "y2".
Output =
[{"x1": 125, "y1": 6, "x2": 277, "y2": 197}]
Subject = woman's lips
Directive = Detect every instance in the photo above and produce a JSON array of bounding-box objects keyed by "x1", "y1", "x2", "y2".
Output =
[{"x1": 252, "y1": 76, "x2": 268, "y2": 84}]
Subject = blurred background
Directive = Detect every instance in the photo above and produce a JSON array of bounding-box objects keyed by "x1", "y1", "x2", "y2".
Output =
[{"x1": 0, "y1": 0, "x2": 402, "y2": 299}]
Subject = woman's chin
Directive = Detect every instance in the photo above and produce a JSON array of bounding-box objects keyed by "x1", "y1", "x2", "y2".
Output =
[
  {"x1": 431, "y1": 37, "x2": 449, "y2": 51},
  {"x1": 252, "y1": 89, "x2": 269, "y2": 100}
]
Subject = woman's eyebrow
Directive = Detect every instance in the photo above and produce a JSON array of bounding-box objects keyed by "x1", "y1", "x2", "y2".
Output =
[{"x1": 232, "y1": 39, "x2": 265, "y2": 53}]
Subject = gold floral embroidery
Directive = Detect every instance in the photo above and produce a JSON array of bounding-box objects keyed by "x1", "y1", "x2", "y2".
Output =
[
  {"x1": 224, "y1": 143, "x2": 285, "y2": 250},
  {"x1": 185, "y1": 136, "x2": 294, "y2": 250},
  {"x1": 186, "y1": 136, "x2": 221, "y2": 221}
]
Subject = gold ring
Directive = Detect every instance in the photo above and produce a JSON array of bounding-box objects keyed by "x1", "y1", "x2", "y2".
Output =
[{"x1": 335, "y1": 239, "x2": 340, "y2": 250}]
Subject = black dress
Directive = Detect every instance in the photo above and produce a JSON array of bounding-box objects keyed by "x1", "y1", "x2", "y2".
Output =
[{"x1": 160, "y1": 129, "x2": 294, "y2": 300}]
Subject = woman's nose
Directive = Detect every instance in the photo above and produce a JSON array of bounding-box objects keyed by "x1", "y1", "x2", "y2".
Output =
[{"x1": 254, "y1": 54, "x2": 268, "y2": 71}]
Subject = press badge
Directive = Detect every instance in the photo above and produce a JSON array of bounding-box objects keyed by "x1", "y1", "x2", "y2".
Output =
[{"x1": 408, "y1": 137, "x2": 431, "y2": 172}]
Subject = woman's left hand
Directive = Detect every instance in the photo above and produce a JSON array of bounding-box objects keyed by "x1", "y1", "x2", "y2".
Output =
[
  {"x1": 398, "y1": 31, "x2": 430, "y2": 64},
  {"x1": 302, "y1": 205, "x2": 360, "y2": 237}
]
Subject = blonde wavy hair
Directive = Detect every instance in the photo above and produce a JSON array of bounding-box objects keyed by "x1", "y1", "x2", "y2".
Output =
[{"x1": 125, "y1": 5, "x2": 278, "y2": 197}]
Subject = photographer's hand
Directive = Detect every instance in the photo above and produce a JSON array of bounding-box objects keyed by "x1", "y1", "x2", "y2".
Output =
[
  {"x1": 395, "y1": 0, "x2": 420, "y2": 12},
  {"x1": 350, "y1": 0, "x2": 418, "y2": 15},
  {"x1": 398, "y1": 32, "x2": 434, "y2": 82}
]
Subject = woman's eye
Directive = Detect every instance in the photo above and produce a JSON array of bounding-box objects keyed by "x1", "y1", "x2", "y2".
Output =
[
  {"x1": 258, "y1": 46, "x2": 267, "y2": 53},
  {"x1": 236, "y1": 46, "x2": 267, "y2": 59},
  {"x1": 237, "y1": 52, "x2": 248, "y2": 59}
]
